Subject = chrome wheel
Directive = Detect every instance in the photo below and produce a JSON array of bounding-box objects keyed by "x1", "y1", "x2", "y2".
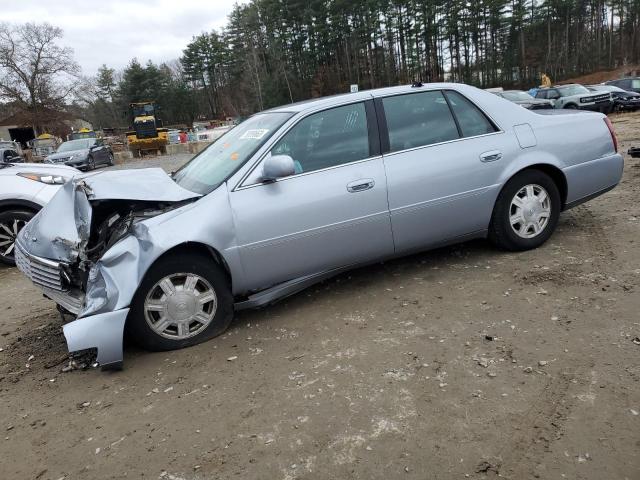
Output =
[
  {"x1": 509, "y1": 184, "x2": 551, "y2": 239},
  {"x1": 144, "y1": 273, "x2": 217, "y2": 340},
  {"x1": 0, "y1": 218, "x2": 27, "y2": 258}
]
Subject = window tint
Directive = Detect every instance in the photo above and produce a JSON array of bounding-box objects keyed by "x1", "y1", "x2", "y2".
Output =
[
  {"x1": 535, "y1": 90, "x2": 546, "y2": 99},
  {"x1": 445, "y1": 91, "x2": 497, "y2": 137},
  {"x1": 271, "y1": 102, "x2": 369, "y2": 174},
  {"x1": 382, "y1": 91, "x2": 459, "y2": 152}
]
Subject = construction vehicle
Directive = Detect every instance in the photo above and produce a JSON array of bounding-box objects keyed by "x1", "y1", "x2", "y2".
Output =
[
  {"x1": 126, "y1": 102, "x2": 169, "y2": 157},
  {"x1": 69, "y1": 128, "x2": 96, "y2": 140}
]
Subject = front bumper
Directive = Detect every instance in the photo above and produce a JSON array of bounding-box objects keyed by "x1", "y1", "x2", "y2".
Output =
[
  {"x1": 63, "y1": 309, "x2": 128, "y2": 369},
  {"x1": 614, "y1": 99, "x2": 640, "y2": 110},
  {"x1": 578, "y1": 102, "x2": 612, "y2": 113},
  {"x1": 15, "y1": 237, "x2": 128, "y2": 369}
]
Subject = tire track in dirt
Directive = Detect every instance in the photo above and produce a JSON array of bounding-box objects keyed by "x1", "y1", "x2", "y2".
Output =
[{"x1": 494, "y1": 366, "x2": 586, "y2": 479}]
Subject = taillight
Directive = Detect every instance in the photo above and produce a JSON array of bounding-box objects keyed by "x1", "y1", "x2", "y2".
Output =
[{"x1": 604, "y1": 117, "x2": 618, "y2": 152}]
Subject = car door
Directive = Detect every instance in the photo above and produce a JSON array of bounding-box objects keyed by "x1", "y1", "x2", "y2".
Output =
[
  {"x1": 93, "y1": 139, "x2": 108, "y2": 164},
  {"x1": 229, "y1": 100, "x2": 394, "y2": 290},
  {"x1": 378, "y1": 89, "x2": 513, "y2": 254}
]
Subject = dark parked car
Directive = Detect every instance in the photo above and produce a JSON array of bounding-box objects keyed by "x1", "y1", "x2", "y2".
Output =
[
  {"x1": 587, "y1": 84, "x2": 640, "y2": 111},
  {"x1": 494, "y1": 90, "x2": 553, "y2": 110},
  {"x1": 44, "y1": 137, "x2": 114, "y2": 171},
  {"x1": 0, "y1": 147, "x2": 23, "y2": 163},
  {"x1": 605, "y1": 77, "x2": 640, "y2": 94}
]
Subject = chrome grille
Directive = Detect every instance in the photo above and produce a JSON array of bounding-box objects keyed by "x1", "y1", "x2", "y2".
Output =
[
  {"x1": 15, "y1": 241, "x2": 66, "y2": 291},
  {"x1": 42, "y1": 287, "x2": 84, "y2": 315}
]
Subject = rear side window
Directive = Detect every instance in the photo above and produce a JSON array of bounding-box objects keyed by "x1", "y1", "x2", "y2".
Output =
[
  {"x1": 382, "y1": 91, "x2": 459, "y2": 152},
  {"x1": 271, "y1": 102, "x2": 370, "y2": 174},
  {"x1": 444, "y1": 91, "x2": 497, "y2": 137}
]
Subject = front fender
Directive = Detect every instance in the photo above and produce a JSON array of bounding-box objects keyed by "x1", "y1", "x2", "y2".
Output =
[{"x1": 79, "y1": 183, "x2": 243, "y2": 319}]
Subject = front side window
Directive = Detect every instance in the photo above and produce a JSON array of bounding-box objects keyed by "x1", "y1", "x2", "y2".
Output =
[
  {"x1": 271, "y1": 102, "x2": 370, "y2": 174},
  {"x1": 445, "y1": 91, "x2": 497, "y2": 137},
  {"x1": 382, "y1": 91, "x2": 459, "y2": 152}
]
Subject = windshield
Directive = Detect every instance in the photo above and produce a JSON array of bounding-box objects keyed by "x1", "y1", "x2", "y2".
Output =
[
  {"x1": 132, "y1": 104, "x2": 155, "y2": 116},
  {"x1": 502, "y1": 91, "x2": 534, "y2": 101},
  {"x1": 57, "y1": 139, "x2": 94, "y2": 152},
  {"x1": 173, "y1": 112, "x2": 293, "y2": 194},
  {"x1": 558, "y1": 85, "x2": 590, "y2": 96}
]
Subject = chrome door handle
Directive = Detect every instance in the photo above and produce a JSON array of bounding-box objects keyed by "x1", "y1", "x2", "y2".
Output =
[
  {"x1": 480, "y1": 150, "x2": 503, "y2": 163},
  {"x1": 347, "y1": 179, "x2": 375, "y2": 193}
]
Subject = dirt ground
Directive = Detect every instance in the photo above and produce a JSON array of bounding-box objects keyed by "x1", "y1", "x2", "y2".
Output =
[{"x1": 1, "y1": 113, "x2": 639, "y2": 480}]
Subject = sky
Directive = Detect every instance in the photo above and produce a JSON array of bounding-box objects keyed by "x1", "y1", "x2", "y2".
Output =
[{"x1": 0, "y1": 0, "x2": 246, "y2": 76}]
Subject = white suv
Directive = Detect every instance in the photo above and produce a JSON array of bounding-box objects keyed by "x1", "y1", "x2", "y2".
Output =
[
  {"x1": 0, "y1": 162, "x2": 79, "y2": 265},
  {"x1": 535, "y1": 84, "x2": 613, "y2": 113}
]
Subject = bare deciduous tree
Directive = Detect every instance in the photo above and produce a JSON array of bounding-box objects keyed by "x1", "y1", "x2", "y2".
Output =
[{"x1": 0, "y1": 22, "x2": 79, "y2": 133}]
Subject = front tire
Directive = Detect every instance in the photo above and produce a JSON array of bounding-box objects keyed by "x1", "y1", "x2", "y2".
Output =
[
  {"x1": 488, "y1": 170, "x2": 561, "y2": 251},
  {"x1": 0, "y1": 210, "x2": 35, "y2": 266},
  {"x1": 127, "y1": 253, "x2": 234, "y2": 351}
]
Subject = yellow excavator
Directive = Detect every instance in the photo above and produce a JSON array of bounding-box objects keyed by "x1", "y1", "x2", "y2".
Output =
[{"x1": 126, "y1": 102, "x2": 169, "y2": 157}]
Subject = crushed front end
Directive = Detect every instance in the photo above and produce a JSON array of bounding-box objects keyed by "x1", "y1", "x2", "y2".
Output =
[{"x1": 15, "y1": 168, "x2": 200, "y2": 369}]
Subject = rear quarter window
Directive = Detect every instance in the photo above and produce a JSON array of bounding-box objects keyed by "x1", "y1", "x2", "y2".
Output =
[
  {"x1": 444, "y1": 91, "x2": 498, "y2": 137},
  {"x1": 382, "y1": 91, "x2": 459, "y2": 152}
]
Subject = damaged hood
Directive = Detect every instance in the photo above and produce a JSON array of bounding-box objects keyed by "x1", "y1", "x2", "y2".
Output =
[
  {"x1": 75, "y1": 168, "x2": 200, "y2": 202},
  {"x1": 19, "y1": 168, "x2": 201, "y2": 262}
]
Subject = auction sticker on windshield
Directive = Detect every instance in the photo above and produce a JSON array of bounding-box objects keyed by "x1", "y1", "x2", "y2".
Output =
[{"x1": 240, "y1": 129, "x2": 269, "y2": 140}]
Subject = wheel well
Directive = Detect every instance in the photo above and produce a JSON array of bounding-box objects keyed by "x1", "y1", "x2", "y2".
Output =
[
  {"x1": 517, "y1": 164, "x2": 568, "y2": 208},
  {"x1": 0, "y1": 200, "x2": 41, "y2": 216},
  {"x1": 152, "y1": 242, "x2": 232, "y2": 286},
  {"x1": 563, "y1": 103, "x2": 578, "y2": 109}
]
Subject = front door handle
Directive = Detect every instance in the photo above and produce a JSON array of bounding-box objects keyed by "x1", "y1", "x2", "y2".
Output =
[
  {"x1": 480, "y1": 150, "x2": 503, "y2": 163},
  {"x1": 347, "y1": 178, "x2": 375, "y2": 193}
]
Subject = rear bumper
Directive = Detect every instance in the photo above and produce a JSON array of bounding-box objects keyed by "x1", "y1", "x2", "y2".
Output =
[{"x1": 563, "y1": 153, "x2": 624, "y2": 208}]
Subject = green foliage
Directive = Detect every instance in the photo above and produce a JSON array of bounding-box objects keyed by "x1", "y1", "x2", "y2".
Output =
[{"x1": 84, "y1": 0, "x2": 640, "y2": 126}]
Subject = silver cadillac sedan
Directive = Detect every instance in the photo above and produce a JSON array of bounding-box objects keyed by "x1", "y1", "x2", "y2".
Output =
[{"x1": 15, "y1": 83, "x2": 623, "y2": 369}]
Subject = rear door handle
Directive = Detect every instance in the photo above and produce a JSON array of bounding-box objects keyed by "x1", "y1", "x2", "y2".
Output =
[
  {"x1": 347, "y1": 178, "x2": 375, "y2": 193},
  {"x1": 480, "y1": 150, "x2": 502, "y2": 163}
]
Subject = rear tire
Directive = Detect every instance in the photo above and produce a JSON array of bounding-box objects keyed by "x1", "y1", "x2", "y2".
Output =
[
  {"x1": 488, "y1": 170, "x2": 561, "y2": 251},
  {"x1": 127, "y1": 252, "x2": 234, "y2": 352},
  {"x1": 0, "y1": 210, "x2": 35, "y2": 266}
]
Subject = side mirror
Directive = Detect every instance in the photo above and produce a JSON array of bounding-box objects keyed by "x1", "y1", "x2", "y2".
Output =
[{"x1": 262, "y1": 154, "x2": 295, "y2": 182}]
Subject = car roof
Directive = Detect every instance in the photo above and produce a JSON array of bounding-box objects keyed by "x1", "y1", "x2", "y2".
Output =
[{"x1": 264, "y1": 82, "x2": 473, "y2": 114}]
